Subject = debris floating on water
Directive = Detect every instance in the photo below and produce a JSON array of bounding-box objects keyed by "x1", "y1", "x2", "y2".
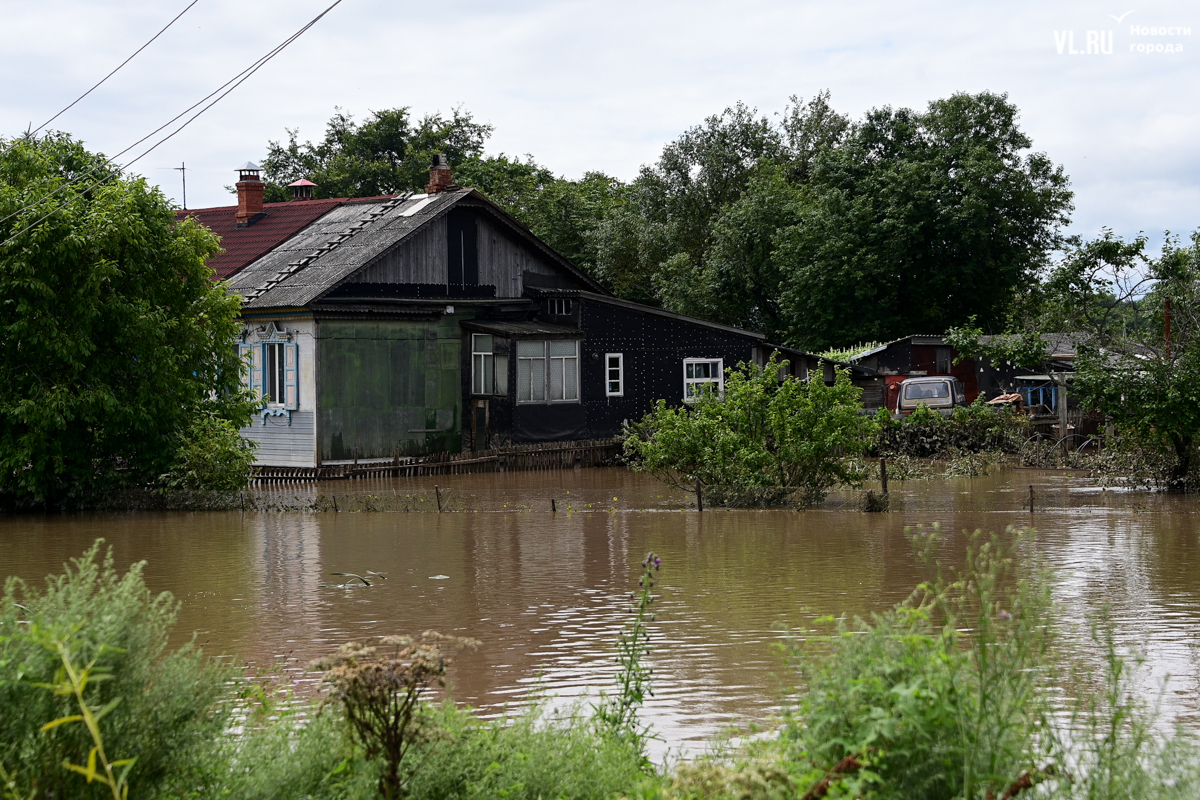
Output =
[{"x1": 429, "y1": 575, "x2": 450, "y2": 580}]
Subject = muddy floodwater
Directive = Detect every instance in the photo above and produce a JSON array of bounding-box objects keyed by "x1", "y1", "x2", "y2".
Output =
[{"x1": 3, "y1": 468, "x2": 1200, "y2": 753}]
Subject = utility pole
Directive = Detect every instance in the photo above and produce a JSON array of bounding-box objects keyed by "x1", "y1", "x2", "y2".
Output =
[{"x1": 173, "y1": 162, "x2": 187, "y2": 209}]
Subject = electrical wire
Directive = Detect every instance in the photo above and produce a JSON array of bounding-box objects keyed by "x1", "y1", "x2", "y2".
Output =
[
  {"x1": 0, "y1": 0, "x2": 346, "y2": 249},
  {"x1": 32, "y1": 0, "x2": 202, "y2": 136}
]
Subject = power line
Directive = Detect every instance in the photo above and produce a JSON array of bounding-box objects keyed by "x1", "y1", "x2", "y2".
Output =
[
  {"x1": 0, "y1": 0, "x2": 346, "y2": 249},
  {"x1": 33, "y1": 0, "x2": 202, "y2": 136}
]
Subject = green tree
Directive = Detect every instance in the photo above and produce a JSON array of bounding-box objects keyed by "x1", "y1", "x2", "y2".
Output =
[
  {"x1": 624, "y1": 356, "x2": 876, "y2": 506},
  {"x1": 259, "y1": 107, "x2": 493, "y2": 200},
  {"x1": 0, "y1": 133, "x2": 254, "y2": 507},
  {"x1": 776, "y1": 91, "x2": 1073, "y2": 350}
]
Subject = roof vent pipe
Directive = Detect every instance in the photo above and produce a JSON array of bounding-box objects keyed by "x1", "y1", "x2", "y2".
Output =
[
  {"x1": 425, "y1": 153, "x2": 455, "y2": 194},
  {"x1": 288, "y1": 178, "x2": 316, "y2": 201},
  {"x1": 235, "y1": 161, "x2": 264, "y2": 226}
]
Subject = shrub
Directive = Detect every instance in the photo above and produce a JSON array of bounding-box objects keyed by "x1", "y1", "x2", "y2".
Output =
[
  {"x1": 159, "y1": 409, "x2": 257, "y2": 492},
  {"x1": 624, "y1": 355, "x2": 876, "y2": 506},
  {"x1": 874, "y1": 399, "x2": 1031, "y2": 458},
  {"x1": 404, "y1": 701, "x2": 646, "y2": 800},
  {"x1": 778, "y1": 528, "x2": 1057, "y2": 800},
  {"x1": 0, "y1": 541, "x2": 231, "y2": 799}
]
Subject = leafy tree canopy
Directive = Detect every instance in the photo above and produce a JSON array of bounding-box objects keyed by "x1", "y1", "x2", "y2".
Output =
[
  {"x1": 0, "y1": 133, "x2": 254, "y2": 506},
  {"x1": 260, "y1": 107, "x2": 493, "y2": 201}
]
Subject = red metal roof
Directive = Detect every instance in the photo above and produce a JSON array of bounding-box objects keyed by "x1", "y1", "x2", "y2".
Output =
[{"x1": 176, "y1": 196, "x2": 394, "y2": 281}]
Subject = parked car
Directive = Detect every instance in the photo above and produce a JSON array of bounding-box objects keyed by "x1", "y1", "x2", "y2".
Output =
[{"x1": 896, "y1": 376, "x2": 967, "y2": 415}]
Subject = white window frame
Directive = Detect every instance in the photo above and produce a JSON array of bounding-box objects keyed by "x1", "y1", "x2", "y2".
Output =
[
  {"x1": 683, "y1": 358, "x2": 723, "y2": 401},
  {"x1": 548, "y1": 298, "x2": 572, "y2": 315},
  {"x1": 605, "y1": 352, "x2": 624, "y2": 397},
  {"x1": 263, "y1": 342, "x2": 286, "y2": 408},
  {"x1": 472, "y1": 334, "x2": 494, "y2": 395},
  {"x1": 517, "y1": 340, "x2": 580, "y2": 404}
]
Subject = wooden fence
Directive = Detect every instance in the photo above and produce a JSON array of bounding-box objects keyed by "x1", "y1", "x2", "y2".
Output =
[{"x1": 252, "y1": 438, "x2": 623, "y2": 484}]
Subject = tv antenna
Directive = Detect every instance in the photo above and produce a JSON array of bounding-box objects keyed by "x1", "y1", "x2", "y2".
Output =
[{"x1": 173, "y1": 162, "x2": 187, "y2": 209}]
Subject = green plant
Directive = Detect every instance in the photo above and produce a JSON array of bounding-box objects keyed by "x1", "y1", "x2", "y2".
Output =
[
  {"x1": 309, "y1": 633, "x2": 479, "y2": 799},
  {"x1": 596, "y1": 553, "x2": 661, "y2": 764},
  {"x1": 625, "y1": 355, "x2": 876, "y2": 506},
  {"x1": 26, "y1": 627, "x2": 135, "y2": 800},
  {"x1": 779, "y1": 527, "x2": 1057, "y2": 800},
  {"x1": 0, "y1": 540, "x2": 231, "y2": 799},
  {"x1": 403, "y1": 700, "x2": 646, "y2": 800},
  {"x1": 159, "y1": 409, "x2": 257, "y2": 491}
]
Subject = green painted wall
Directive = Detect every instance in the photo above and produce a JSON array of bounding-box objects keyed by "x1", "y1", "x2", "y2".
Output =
[{"x1": 318, "y1": 316, "x2": 466, "y2": 459}]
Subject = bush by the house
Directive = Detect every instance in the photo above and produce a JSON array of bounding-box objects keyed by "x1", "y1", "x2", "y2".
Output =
[{"x1": 624, "y1": 355, "x2": 877, "y2": 506}]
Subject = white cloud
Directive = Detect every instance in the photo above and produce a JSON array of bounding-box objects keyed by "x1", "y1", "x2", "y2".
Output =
[{"x1": 1, "y1": 0, "x2": 1196, "y2": 248}]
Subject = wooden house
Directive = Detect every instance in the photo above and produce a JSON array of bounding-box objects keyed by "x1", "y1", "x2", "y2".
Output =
[{"x1": 186, "y1": 159, "x2": 872, "y2": 469}]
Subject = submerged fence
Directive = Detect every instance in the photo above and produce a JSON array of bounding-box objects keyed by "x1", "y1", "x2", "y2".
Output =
[{"x1": 252, "y1": 438, "x2": 623, "y2": 484}]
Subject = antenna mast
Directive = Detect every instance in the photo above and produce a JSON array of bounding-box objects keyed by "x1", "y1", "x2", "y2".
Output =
[{"x1": 173, "y1": 161, "x2": 187, "y2": 209}]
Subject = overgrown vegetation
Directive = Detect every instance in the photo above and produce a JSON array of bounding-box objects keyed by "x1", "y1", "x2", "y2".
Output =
[
  {"x1": 624, "y1": 356, "x2": 877, "y2": 507},
  {"x1": 5, "y1": 538, "x2": 1199, "y2": 799}
]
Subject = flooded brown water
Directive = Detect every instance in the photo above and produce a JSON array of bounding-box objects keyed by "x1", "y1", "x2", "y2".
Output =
[{"x1": 3, "y1": 467, "x2": 1200, "y2": 754}]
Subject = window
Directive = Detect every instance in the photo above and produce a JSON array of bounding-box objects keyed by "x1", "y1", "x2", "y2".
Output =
[
  {"x1": 472, "y1": 334, "x2": 508, "y2": 396},
  {"x1": 605, "y1": 353, "x2": 624, "y2": 396},
  {"x1": 245, "y1": 341, "x2": 298, "y2": 411},
  {"x1": 264, "y1": 343, "x2": 285, "y2": 406},
  {"x1": 517, "y1": 340, "x2": 580, "y2": 403},
  {"x1": 548, "y1": 298, "x2": 572, "y2": 315},
  {"x1": 683, "y1": 358, "x2": 723, "y2": 401},
  {"x1": 903, "y1": 381, "x2": 950, "y2": 400}
]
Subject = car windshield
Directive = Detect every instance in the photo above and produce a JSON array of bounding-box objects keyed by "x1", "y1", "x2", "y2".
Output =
[{"x1": 904, "y1": 381, "x2": 950, "y2": 400}]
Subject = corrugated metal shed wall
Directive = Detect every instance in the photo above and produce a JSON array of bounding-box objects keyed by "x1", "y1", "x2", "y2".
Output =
[{"x1": 317, "y1": 315, "x2": 468, "y2": 459}]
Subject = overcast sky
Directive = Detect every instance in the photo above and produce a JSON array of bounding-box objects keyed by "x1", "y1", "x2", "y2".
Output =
[{"x1": 2, "y1": 0, "x2": 1196, "y2": 250}]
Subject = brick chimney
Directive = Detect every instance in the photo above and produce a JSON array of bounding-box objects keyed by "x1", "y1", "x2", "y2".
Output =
[
  {"x1": 288, "y1": 178, "x2": 316, "y2": 201},
  {"x1": 425, "y1": 153, "x2": 455, "y2": 194},
  {"x1": 235, "y1": 161, "x2": 265, "y2": 226}
]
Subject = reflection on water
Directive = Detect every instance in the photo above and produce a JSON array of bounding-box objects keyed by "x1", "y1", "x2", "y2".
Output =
[{"x1": 3, "y1": 468, "x2": 1200, "y2": 751}]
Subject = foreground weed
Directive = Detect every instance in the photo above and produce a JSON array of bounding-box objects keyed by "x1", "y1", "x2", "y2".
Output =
[
  {"x1": 779, "y1": 526, "x2": 1058, "y2": 800},
  {"x1": 310, "y1": 632, "x2": 478, "y2": 799},
  {"x1": 596, "y1": 553, "x2": 661, "y2": 765},
  {"x1": 26, "y1": 625, "x2": 135, "y2": 800}
]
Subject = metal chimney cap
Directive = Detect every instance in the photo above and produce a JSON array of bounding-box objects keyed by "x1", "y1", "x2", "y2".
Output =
[
  {"x1": 236, "y1": 161, "x2": 262, "y2": 172},
  {"x1": 287, "y1": 178, "x2": 317, "y2": 187},
  {"x1": 430, "y1": 153, "x2": 450, "y2": 169}
]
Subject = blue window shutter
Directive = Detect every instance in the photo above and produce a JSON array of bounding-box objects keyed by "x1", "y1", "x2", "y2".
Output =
[
  {"x1": 284, "y1": 343, "x2": 299, "y2": 410},
  {"x1": 251, "y1": 344, "x2": 265, "y2": 405},
  {"x1": 237, "y1": 344, "x2": 253, "y2": 395}
]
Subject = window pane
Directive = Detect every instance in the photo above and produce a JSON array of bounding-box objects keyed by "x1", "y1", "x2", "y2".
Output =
[
  {"x1": 517, "y1": 356, "x2": 531, "y2": 401},
  {"x1": 564, "y1": 357, "x2": 578, "y2": 400},
  {"x1": 517, "y1": 340, "x2": 543, "y2": 357},
  {"x1": 686, "y1": 363, "x2": 695, "y2": 379},
  {"x1": 530, "y1": 358, "x2": 545, "y2": 401},
  {"x1": 473, "y1": 354, "x2": 483, "y2": 394},
  {"x1": 494, "y1": 355, "x2": 508, "y2": 395},
  {"x1": 550, "y1": 340, "x2": 576, "y2": 357},
  {"x1": 482, "y1": 353, "x2": 493, "y2": 394},
  {"x1": 549, "y1": 358, "x2": 564, "y2": 400},
  {"x1": 473, "y1": 334, "x2": 493, "y2": 354}
]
